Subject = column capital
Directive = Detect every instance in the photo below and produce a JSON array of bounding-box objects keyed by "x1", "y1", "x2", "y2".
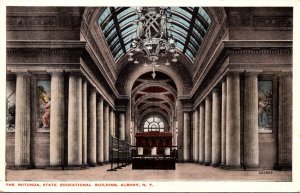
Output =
[
  {"x1": 116, "y1": 97, "x2": 129, "y2": 111},
  {"x1": 212, "y1": 87, "x2": 221, "y2": 93},
  {"x1": 279, "y1": 71, "x2": 292, "y2": 77},
  {"x1": 48, "y1": 70, "x2": 65, "y2": 76},
  {"x1": 66, "y1": 70, "x2": 83, "y2": 77},
  {"x1": 244, "y1": 70, "x2": 262, "y2": 76},
  {"x1": 12, "y1": 70, "x2": 32, "y2": 76},
  {"x1": 227, "y1": 70, "x2": 243, "y2": 77},
  {"x1": 199, "y1": 101, "x2": 205, "y2": 107},
  {"x1": 89, "y1": 87, "x2": 97, "y2": 92}
]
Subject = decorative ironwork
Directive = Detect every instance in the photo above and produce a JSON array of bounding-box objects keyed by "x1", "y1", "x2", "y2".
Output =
[{"x1": 128, "y1": 7, "x2": 178, "y2": 79}]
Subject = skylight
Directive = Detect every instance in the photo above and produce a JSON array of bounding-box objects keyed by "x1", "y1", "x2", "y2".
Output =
[{"x1": 98, "y1": 7, "x2": 211, "y2": 62}]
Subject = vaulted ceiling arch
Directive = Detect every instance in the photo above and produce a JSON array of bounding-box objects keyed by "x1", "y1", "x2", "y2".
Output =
[
  {"x1": 131, "y1": 81, "x2": 177, "y2": 97},
  {"x1": 134, "y1": 93, "x2": 175, "y2": 109},
  {"x1": 136, "y1": 103, "x2": 173, "y2": 118},
  {"x1": 118, "y1": 64, "x2": 191, "y2": 95}
]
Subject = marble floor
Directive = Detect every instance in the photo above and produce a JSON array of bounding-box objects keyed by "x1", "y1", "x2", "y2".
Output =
[{"x1": 6, "y1": 163, "x2": 291, "y2": 182}]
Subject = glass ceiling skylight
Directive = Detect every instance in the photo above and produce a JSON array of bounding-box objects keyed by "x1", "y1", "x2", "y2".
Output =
[{"x1": 98, "y1": 7, "x2": 211, "y2": 62}]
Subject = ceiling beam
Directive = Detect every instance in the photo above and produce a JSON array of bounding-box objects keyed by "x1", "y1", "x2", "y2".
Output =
[
  {"x1": 110, "y1": 7, "x2": 126, "y2": 54},
  {"x1": 183, "y1": 7, "x2": 199, "y2": 54}
]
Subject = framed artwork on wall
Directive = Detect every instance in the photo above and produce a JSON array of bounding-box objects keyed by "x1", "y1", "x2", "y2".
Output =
[
  {"x1": 6, "y1": 81, "x2": 16, "y2": 132},
  {"x1": 258, "y1": 80, "x2": 273, "y2": 133},
  {"x1": 36, "y1": 80, "x2": 51, "y2": 132}
]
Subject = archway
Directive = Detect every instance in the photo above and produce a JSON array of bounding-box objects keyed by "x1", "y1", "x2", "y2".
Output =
[{"x1": 129, "y1": 71, "x2": 178, "y2": 146}]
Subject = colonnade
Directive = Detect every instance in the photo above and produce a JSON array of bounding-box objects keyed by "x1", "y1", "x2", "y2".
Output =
[
  {"x1": 189, "y1": 73, "x2": 255, "y2": 169},
  {"x1": 14, "y1": 71, "x2": 127, "y2": 168},
  {"x1": 190, "y1": 72, "x2": 292, "y2": 169},
  {"x1": 12, "y1": 71, "x2": 292, "y2": 170}
]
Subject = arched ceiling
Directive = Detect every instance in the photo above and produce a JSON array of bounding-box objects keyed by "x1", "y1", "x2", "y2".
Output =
[
  {"x1": 131, "y1": 71, "x2": 176, "y2": 127},
  {"x1": 97, "y1": 7, "x2": 212, "y2": 64}
]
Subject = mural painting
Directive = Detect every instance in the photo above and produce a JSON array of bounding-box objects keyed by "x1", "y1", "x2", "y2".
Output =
[
  {"x1": 37, "y1": 81, "x2": 51, "y2": 130},
  {"x1": 258, "y1": 81, "x2": 272, "y2": 133},
  {"x1": 6, "y1": 81, "x2": 16, "y2": 132}
]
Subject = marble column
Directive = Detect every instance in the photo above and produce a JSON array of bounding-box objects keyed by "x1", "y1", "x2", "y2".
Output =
[
  {"x1": 204, "y1": 96, "x2": 212, "y2": 165},
  {"x1": 104, "y1": 102, "x2": 110, "y2": 162},
  {"x1": 49, "y1": 71, "x2": 65, "y2": 167},
  {"x1": 277, "y1": 74, "x2": 292, "y2": 170},
  {"x1": 221, "y1": 80, "x2": 227, "y2": 166},
  {"x1": 113, "y1": 111, "x2": 116, "y2": 138},
  {"x1": 199, "y1": 103, "x2": 205, "y2": 164},
  {"x1": 183, "y1": 112, "x2": 191, "y2": 162},
  {"x1": 82, "y1": 80, "x2": 87, "y2": 165},
  {"x1": 177, "y1": 101, "x2": 184, "y2": 162},
  {"x1": 68, "y1": 74, "x2": 82, "y2": 166},
  {"x1": 192, "y1": 111, "x2": 196, "y2": 161},
  {"x1": 244, "y1": 73, "x2": 259, "y2": 168},
  {"x1": 194, "y1": 109, "x2": 199, "y2": 162},
  {"x1": 226, "y1": 74, "x2": 241, "y2": 168},
  {"x1": 87, "y1": 88, "x2": 97, "y2": 166},
  {"x1": 15, "y1": 73, "x2": 31, "y2": 167},
  {"x1": 125, "y1": 101, "x2": 131, "y2": 143},
  {"x1": 96, "y1": 96, "x2": 104, "y2": 164},
  {"x1": 119, "y1": 112, "x2": 126, "y2": 141},
  {"x1": 211, "y1": 88, "x2": 221, "y2": 166},
  {"x1": 110, "y1": 108, "x2": 114, "y2": 137}
]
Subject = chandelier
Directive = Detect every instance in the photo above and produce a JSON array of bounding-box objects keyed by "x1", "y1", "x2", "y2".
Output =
[{"x1": 128, "y1": 7, "x2": 179, "y2": 79}]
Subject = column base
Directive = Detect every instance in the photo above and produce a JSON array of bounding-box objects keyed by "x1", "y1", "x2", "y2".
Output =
[
  {"x1": 211, "y1": 162, "x2": 221, "y2": 167},
  {"x1": 65, "y1": 165, "x2": 88, "y2": 170},
  {"x1": 9, "y1": 165, "x2": 35, "y2": 170},
  {"x1": 198, "y1": 161, "x2": 205, "y2": 165},
  {"x1": 204, "y1": 161, "x2": 211, "y2": 166},
  {"x1": 97, "y1": 162, "x2": 104, "y2": 166},
  {"x1": 218, "y1": 165, "x2": 226, "y2": 169},
  {"x1": 88, "y1": 163, "x2": 97, "y2": 167},
  {"x1": 46, "y1": 166, "x2": 65, "y2": 170},
  {"x1": 221, "y1": 165, "x2": 243, "y2": 171},
  {"x1": 243, "y1": 165, "x2": 260, "y2": 171},
  {"x1": 274, "y1": 164, "x2": 292, "y2": 171}
]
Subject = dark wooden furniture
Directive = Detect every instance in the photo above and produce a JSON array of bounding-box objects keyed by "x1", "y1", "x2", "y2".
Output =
[{"x1": 132, "y1": 132, "x2": 177, "y2": 170}]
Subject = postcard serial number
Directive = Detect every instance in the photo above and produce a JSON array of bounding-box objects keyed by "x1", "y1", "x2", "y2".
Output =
[{"x1": 259, "y1": 170, "x2": 273, "y2": 174}]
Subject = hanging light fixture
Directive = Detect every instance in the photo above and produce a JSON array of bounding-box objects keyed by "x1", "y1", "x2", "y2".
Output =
[
  {"x1": 165, "y1": 60, "x2": 170, "y2": 66},
  {"x1": 128, "y1": 7, "x2": 178, "y2": 78}
]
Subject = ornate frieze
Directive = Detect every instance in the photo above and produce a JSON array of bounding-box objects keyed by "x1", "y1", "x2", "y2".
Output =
[
  {"x1": 7, "y1": 16, "x2": 56, "y2": 27},
  {"x1": 228, "y1": 12, "x2": 292, "y2": 29},
  {"x1": 253, "y1": 15, "x2": 292, "y2": 28},
  {"x1": 7, "y1": 14, "x2": 81, "y2": 30}
]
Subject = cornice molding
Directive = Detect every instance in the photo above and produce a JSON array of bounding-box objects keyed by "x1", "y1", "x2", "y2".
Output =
[
  {"x1": 7, "y1": 40, "x2": 86, "y2": 49},
  {"x1": 191, "y1": 40, "x2": 292, "y2": 96},
  {"x1": 91, "y1": 22, "x2": 117, "y2": 74},
  {"x1": 223, "y1": 40, "x2": 292, "y2": 49},
  {"x1": 81, "y1": 21, "x2": 117, "y2": 84},
  {"x1": 7, "y1": 49, "x2": 83, "y2": 56},
  {"x1": 193, "y1": 20, "x2": 228, "y2": 81}
]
